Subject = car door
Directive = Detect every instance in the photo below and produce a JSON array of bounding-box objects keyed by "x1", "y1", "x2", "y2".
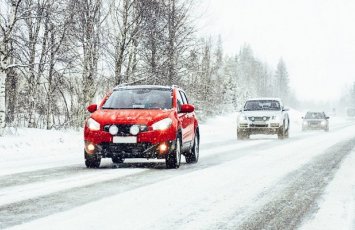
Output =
[
  {"x1": 179, "y1": 90, "x2": 194, "y2": 142},
  {"x1": 176, "y1": 90, "x2": 189, "y2": 143}
]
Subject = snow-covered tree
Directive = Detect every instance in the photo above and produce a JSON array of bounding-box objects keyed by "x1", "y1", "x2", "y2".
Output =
[
  {"x1": 274, "y1": 58, "x2": 290, "y2": 102},
  {"x1": 0, "y1": 0, "x2": 22, "y2": 135}
]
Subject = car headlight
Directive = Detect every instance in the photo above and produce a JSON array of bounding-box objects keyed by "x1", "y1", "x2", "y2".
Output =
[
  {"x1": 303, "y1": 121, "x2": 308, "y2": 126},
  {"x1": 152, "y1": 118, "x2": 173, "y2": 131},
  {"x1": 87, "y1": 118, "x2": 100, "y2": 131},
  {"x1": 271, "y1": 115, "x2": 281, "y2": 121},
  {"x1": 239, "y1": 115, "x2": 248, "y2": 122},
  {"x1": 321, "y1": 120, "x2": 326, "y2": 126}
]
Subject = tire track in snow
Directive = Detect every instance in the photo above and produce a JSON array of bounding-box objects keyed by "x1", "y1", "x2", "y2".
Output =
[
  {"x1": 1, "y1": 119, "x2": 352, "y2": 189},
  {"x1": 0, "y1": 139, "x2": 273, "y2": 229},
  {"x1": 222, "y1": 137, "x2": 355, "y2": 230},
  {"x1": 1, "y1": 125, "x2": 355, "y2": 229}
]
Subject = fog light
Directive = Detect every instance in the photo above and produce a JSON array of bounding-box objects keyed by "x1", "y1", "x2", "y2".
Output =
[
  {"x1": 109, "y1": 125, "x2": 119, "y2": 135},
  {"x1": 130, "y1": 125, "x2": 140, "y2": 135},
  {"x1": 159, "y1": 143, "x2": 168, "y2": 153},
  {"x1": 87, "y1": 143, "x2": 95, "y2": 152}
]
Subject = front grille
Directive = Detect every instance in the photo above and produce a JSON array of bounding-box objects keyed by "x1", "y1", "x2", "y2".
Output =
[
  {"x1": 104, "y1": 124, "x2": 132, "y2": 136},
  {"x1": 248, "y1": 116, "x2": 270, "y2": 122},
  {"x1": 250, "y1": 124, "x2": 268, "y2": 128},
  {"x1": 100, "y1": 142, "x2": 155, "y2": 158},
  {"x1": 309, "y1": 121, "x2": 321, "y2": 126}
]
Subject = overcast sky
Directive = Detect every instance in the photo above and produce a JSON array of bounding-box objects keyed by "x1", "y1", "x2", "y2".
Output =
[{"x1": 196, "y1": 0, "x2": 355, "y2": 102}]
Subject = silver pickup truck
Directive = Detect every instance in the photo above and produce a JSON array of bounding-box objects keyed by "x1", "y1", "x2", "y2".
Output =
[{"x1": 237, "y1": 98, "x2": 290, "y2": 139}]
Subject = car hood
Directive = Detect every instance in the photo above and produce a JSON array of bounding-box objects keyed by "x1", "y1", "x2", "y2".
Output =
[
  {"x1": 241, "y1": 110, "x2": 282, "y2": 117},
  {"x1": 91, "y1": 109, "x2": 174, "y2": 125}
]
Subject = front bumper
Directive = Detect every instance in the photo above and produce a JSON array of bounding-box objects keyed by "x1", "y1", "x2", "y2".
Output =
[
  {"x1": 84, "y1": 126, "x2": 177, "y2": 159},
  {"x1": 238, "y1": 122, "x2": 281, "y2": 135},
  {"x1": 302, "y1": 125, "x2": 327, "y2": 130},
  {"x1": 86, "y1": 140, "x2": 176, "y2": 159}
]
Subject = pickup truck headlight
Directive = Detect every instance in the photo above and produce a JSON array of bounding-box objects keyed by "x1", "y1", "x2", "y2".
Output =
[
  {"x1": 321, "y1": 120, "x2": 327, "y2": 126},
  {"x1": 152, "y1": 118, "x2": 172, "y2": 131},
  {"x1": 87, "y1": 118, "x2": 100, "y2": 131}
]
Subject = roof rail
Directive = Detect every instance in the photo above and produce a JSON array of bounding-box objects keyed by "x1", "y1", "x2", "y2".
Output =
[{"x1": 171, "y1": 84, "x2": 181, "y2": 89}]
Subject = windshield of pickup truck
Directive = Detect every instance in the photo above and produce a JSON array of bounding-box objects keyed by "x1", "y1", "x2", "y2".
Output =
[{"x1": 244, "y1": 100, "x2": 281, "y2": 111}]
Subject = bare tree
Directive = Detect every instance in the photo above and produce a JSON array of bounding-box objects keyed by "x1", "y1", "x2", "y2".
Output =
[
  {"x1": 0, "y1": 0, "x2": 22, "y2": 135},
  {"x1": 107, "y1": 0, "x2": 142, "y2": 85}
]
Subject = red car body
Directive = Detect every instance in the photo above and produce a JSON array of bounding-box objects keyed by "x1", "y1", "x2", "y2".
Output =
[{"x1": 84, "y1": 85, "x2": 199, "y2": 169}]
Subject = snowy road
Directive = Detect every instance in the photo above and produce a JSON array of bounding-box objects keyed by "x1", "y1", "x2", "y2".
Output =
[{"x1": 1, "y1": 114, "x2": 355, "y2": 229}]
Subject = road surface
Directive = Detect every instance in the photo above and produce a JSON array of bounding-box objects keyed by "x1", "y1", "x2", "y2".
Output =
[{"x1": 1, "y1": 115, "x2": 355, "y2": 230}]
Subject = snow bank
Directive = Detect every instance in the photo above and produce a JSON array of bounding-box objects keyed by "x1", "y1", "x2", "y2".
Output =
[{"x1": 0, "y1": 128, "x2": 83, "y2": 176}]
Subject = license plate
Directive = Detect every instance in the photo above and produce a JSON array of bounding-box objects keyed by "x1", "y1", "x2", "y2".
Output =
[{"x1": 113, "y1": 136, "x2": 137, "y2": 144}]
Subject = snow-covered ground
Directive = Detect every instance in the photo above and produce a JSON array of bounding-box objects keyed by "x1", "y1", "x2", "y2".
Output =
[{"x1": 1, "y1": 110, "x2": 355, "y2": 229}]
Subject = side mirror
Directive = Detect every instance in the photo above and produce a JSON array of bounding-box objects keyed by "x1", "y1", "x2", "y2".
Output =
[
  {"x1": 87, "y1": 104, "x2": 97, "y2": 113},
  {"x1": 283, "y1": 107, "x2": 289, "y2": 111},
  {"x1": 180, "y1": 104, "x2": 195, "y2": 113},
  {"x1": 301, "y1": 117, "x2": 304, "y2": 119},
  {"x1": 326, "y1": 116, "x2": 330, "y2": 119}
]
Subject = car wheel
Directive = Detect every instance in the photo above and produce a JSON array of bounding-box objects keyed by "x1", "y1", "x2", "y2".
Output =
[
  {"x1": 325, "y1": 127, "x2": 329, "y2": 132},
  {"x1": 285, "y1": 125, "x2": 289, "y2": 138},
  {"x1": 237, "y1": 131, "x2": 248, "y2": 140},
  {"x1": 84, "y1": 151, "x2": 101, "y2": 168},
  {"x1": 112, "y1": 156, "x2": 124, "y2": 164},
  {"x1": 278, "y1": 125, "x2": 285, "y2": 140},
  {"x1": 166, "y1": 137, "x2": 181, "y2": 169},
  {"x1": 237, "y1": 131, "x2": 243, "y2": 140},
  {"x1": 186, "y1": 133, "x2": 199, "y2": 164}
]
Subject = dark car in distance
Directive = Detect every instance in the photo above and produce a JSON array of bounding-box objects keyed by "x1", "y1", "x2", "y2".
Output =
[{"x1": 302, "y1": 112, "x2": 329, "y2": 132}]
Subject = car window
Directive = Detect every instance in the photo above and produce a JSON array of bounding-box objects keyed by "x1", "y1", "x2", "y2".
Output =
[
  {"x1": 176, "y1": 90, "x2": 183, "y2": 112},
  {"x1": 102, "y1": 88, "x2": 172, "y2": 110},
  {"x1": 305, "y1": 112, "x2": 325, "y2": 119},
  {"x1": 179, "y1": 91, "x2": 188, "y2": 104},
  {"x1": 180, "y1": 91, "x2": 189, "y2": 104},
  {"x1": 244, "y1": 100, "x2": 280, "y2": 111}
]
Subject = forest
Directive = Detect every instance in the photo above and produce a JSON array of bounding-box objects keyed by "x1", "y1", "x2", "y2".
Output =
[{"x1": 0, "y1": 0, "x2": 295, "y2": 134}]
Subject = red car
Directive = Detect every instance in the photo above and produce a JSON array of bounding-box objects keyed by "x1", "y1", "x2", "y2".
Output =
[{"x1": 84, "y1": 85, "x2": 200, "y2": 169}]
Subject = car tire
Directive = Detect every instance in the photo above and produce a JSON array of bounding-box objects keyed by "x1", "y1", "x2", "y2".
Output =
[
  {"x1": 166, "y1": 137, "x2": 181, "y2": 169},
  {"x1": 186, "y1": 133, "x2": 199, "y2": 164},
  {"x1": 285, "y1": 122, "x2": 290, "y2": 138},
  {"x1": 112, "y1": 156, "x2": 124, "y2": 164},
  {"x1": 278, "y1": 125, "x2": 285, "y2": 140},
  {"x1": 84, "y1": 151, "x2": 101, "y2": 168},
  {"x1": 237, "y1": 131, "x2": 243, "y2": 140},
  {"x1": 325, "y1": 127, "x2": 329, "y2": 132},
  {"x1": 237, "y1": 131, "x2": 249, "y2": 140}
]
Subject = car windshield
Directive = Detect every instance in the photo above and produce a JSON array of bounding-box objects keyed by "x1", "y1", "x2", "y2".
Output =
[
  {"x1": 305, "y1": 112, "x2": 325, "y2": 119},
  {"x1": 102, "y1": 88, "x2": 172, "y2": 110},
  {"x1": 244, "y1": 100, "x2": 281, "y2": 111}
]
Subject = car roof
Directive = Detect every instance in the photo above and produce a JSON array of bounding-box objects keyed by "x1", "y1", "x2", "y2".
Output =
[
  {"x1": 113, "y1": 85, "x2": 175, "y2": 91},
  {"x1": 246, "y1": 98, "x2": 282, "y2": 102}
]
